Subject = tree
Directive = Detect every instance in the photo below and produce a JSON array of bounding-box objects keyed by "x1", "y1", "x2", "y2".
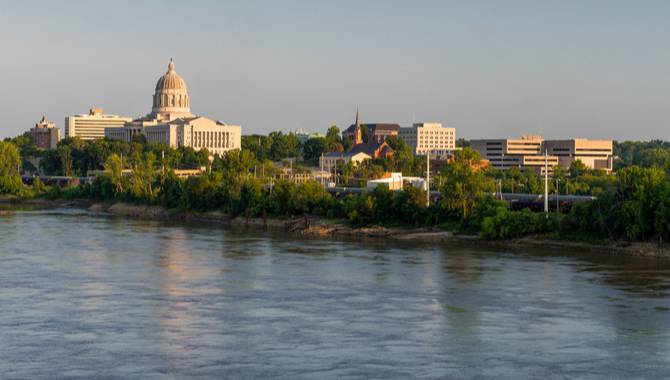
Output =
[
  {"x1": 104, "y1": 153, "x2": 125, "y2": 196},
  {"x1": 57, "y1": 145, "x2": 73, "y2": 177},
  {"x1": 130, "y1": 152, "x2": 156, "y2": 200},
  {"x1": 303, "y1": 137, "x2": 327, "y2": 163},
  {"x1": 0, "y1": 141, "x2": 24, "y2": 195},
  {"x1": 325, "y1": 125, "x2": 341, "y2": 146},
  {"x1": 242, "y1": 134, "x2": 272, "y2": 161},
  {"x1": 268, "y1": 131, "x2": 301, "y2": 161},
  {"x1": 439, "y1": 148, "x2": 493, "y2": 219},
  {"x1": 385, "y1": 136, "x2": 416, "y2": 175},
  {"x1": 569, "y1": 160, "x2": 589, "y2": 177}
]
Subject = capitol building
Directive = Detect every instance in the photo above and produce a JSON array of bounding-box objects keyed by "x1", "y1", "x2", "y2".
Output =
[{"x1": 105, "y1": 60, "x2": 241, "y2": 155}]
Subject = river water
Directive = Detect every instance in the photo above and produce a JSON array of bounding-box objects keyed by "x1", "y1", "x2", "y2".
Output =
[{"x1": 0, "y1": 209, "x2": 669, "y2": 379}]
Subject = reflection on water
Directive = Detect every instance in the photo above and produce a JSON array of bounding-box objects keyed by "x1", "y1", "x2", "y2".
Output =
[{"x1": 0, "y1": 210, "x2": 669, "y2": 379}]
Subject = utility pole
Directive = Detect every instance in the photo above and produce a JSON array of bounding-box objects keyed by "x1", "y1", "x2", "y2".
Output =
[
  {"x1": 556, "y1": 178, "x2": 560, "y2": 212},
  {"x1": 426, "y1": 152, "x2": 430, "y2": 207},
  {"x1": 544, "y1": 149, "x2": 549, "y2": 213}
]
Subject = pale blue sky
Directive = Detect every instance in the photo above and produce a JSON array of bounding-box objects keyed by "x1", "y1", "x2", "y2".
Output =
[{"x1": 1, "y1": 0, "x2": 668, "y2": 140}]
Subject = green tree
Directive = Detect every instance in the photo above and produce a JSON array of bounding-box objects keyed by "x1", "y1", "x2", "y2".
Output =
[
  {"x1": 569, "y1": 160, "x2": 589, "y2": 177},
  {"x1": 104, "y1": 153, "x2": 126, "y2": 196},
  {"x1": 439, "y1": 148, "x2": 493, "y2": 219},
  {"x1": 130, "y1": 152, "x2": 156, "y2": 200},
  {"x1": 302, "y1": 137, "x2": 327, "y2": 163},
  {"x1": 0, "y1": 141, "x2": 24, "y2": 195},
  {"x1": 268, "y1": 132, "x2": 301, "y2": 161},
  {"x1": 325, "y1": 125, "x2": 341, "y2": 145},
  {"x1": 57, "y1": 145, "x2": 73, "y2": 177}
]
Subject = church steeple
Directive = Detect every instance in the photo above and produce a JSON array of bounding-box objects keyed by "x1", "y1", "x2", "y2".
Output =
[{"x1": 354, "y1": 108, "x2": 362, "y2": 145}]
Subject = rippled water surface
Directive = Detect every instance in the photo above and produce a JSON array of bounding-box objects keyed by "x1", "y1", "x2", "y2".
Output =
[{"x1": 1, "y1": 210, "x2": 670, "y2": 379}]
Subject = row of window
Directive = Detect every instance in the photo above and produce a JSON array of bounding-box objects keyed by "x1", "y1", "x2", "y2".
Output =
[{"x1": 192, "y1": 131, "x2": 235, "y2": 149}]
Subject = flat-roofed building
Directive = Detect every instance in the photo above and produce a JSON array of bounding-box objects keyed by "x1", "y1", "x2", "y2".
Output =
[
  {"x1": 398, "y1": 122, "x2": 456, "y2": 157},
  {"x1": 65, "y1": 108, "x2": 131, "y2": 140},
  {"x1": 471, "y1": 135, "x2": 612, "y2": 174},
  {"x1": 543, "y1": 139, "x2": 613, "y2": 173},
  {"x1": 28, "y1": 116, "x2": 60, "y2": 149},
  {"x1": 471, "y1": 134, "x2": 545, "y2": 170},
  {"x1": 471, "y1": 135, "x2": 558, "y2": 174}
]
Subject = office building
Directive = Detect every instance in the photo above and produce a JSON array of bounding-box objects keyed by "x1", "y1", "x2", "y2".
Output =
[
  {"x1": 471, "y1": 135, "x2": 612, "y2": 174},
  {"x1": 543, "y1": 139, "x2": 613, "y2": 173},
  {"x1": 65, "y1": 108, "x2": 131, "y2": 140},
  {"x1": 398, "y1": 123, "x2": 456, "y2": 157}
]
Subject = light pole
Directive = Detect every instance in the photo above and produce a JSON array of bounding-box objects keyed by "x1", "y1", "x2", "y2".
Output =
[
  {"x1": 426, "y1": 151, "x2": 430, "y2": 207},
  {"x1": 544, "y1": 150, "x2": 549, "y2": 213},
  {"x1": 555, "y1": 178, "x2": 560, "y2": 212}
]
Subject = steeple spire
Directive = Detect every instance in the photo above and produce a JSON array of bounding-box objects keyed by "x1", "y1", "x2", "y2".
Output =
[{"x1": 354, "y1": 107, "x2": 362, "y2": 145}]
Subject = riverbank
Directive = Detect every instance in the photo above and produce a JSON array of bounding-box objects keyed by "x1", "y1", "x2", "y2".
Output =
[{"x1": 2, "y1": 197, "x2": 670, "y2": 259}]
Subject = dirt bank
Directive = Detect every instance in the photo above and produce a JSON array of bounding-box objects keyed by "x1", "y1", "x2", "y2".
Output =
[
  {"x1": 93, "y1": 202, "x2": 670, "y2": 259},
  {"x1": 3, "y1": 199, "x2": 670, "y2": 260}
]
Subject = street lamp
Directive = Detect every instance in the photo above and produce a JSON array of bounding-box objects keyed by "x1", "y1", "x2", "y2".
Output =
[{"x1": 555, "y1": 178, "x2": 560, "y2": 212}]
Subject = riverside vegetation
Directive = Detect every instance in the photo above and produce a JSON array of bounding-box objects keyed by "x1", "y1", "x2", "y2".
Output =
[{"x1": 3, "y1": 131, "x2": 670, "y2": 245}]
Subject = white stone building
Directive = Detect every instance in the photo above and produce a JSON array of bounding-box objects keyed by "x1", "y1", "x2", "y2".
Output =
[{"x1": 105, "y1": 60, "x2": 241, "y2": 155}]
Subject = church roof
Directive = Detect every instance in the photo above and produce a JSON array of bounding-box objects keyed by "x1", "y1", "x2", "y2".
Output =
[
  {"x1": 350, "y1": 141, "x2": 384, "y2": 155},
  {"x1": 344, "y1": 123, "x2": 401, "y2": 134}
]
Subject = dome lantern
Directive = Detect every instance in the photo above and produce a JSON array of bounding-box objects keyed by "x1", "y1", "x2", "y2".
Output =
[{"x1": 151, "y1": 59, "x2": 192, "y2": 119}]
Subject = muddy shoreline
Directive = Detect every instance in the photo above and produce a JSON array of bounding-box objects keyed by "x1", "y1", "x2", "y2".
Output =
[{"x1": 3, "y1": 197, "x2": 670, "y2": 260}]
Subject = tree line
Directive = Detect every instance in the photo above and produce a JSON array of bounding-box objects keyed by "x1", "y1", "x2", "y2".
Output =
[{"x1": 4, "y1": 134, "x2": 670, "y2": 244}]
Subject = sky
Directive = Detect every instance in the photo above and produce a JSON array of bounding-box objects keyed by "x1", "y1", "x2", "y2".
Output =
[{"x1": 0, "y1": 0, "x2": 669, "y2": 140}]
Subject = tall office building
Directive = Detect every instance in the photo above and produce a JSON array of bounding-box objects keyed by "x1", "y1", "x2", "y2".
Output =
[
  {"x1": 65, "y1": 108, "x2": 131, "y2": 140},
  {"x1": 106, "y1": 60, "x2": 241, "y2": 156},
  {"x1": 398, "y1": 122, "x2": 456, "y2": 157}
]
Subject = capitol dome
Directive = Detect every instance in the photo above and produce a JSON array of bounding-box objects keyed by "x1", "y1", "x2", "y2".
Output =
[{"x1": 151, "y1": 59, "x2": 192, "y2": 119}]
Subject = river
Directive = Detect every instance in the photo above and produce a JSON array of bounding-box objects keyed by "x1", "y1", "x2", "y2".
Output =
[{"x1": 0, "y1": 209, "x2": 669, "y2": 379}]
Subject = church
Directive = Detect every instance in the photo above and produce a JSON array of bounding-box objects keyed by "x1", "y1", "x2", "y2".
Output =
[
  {"x1": 320, "y1": 110, "x2": 394, "y2": 169},
  {"x1": 105, "y1": 60, "x2": 241, "y2": 156}
]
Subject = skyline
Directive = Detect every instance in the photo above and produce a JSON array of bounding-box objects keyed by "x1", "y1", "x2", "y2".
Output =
[{"x1": 1, "y1": 0, "x2": 669, "y2": 140}]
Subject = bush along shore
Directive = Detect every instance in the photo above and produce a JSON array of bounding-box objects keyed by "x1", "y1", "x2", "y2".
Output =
[
  {"x1": 2, "y1": 198, "x2": 669, "y2": 260},
  {"x1": 3, "y1": 138, "x2": 670, "y2": 258}
]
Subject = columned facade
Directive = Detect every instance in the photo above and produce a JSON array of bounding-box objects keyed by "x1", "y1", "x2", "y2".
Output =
[{"x1": 105, "y1": 60, "x2": 242, "y2": 154}]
